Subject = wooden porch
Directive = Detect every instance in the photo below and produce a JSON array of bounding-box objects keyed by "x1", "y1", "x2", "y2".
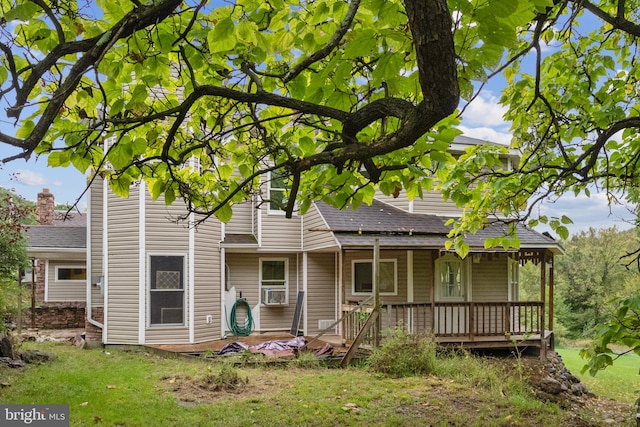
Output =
[{"x1": 342, "y1": 301, "x2": 552, "y2": 350}]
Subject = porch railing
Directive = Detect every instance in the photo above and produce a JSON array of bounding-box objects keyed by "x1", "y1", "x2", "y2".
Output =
[{"x1": 341, "y1": 301, "x2": 544, "y2": 342}]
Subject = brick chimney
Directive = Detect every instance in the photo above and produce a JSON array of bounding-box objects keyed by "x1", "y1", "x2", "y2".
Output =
[{"x1": 37, "y1": 188, "x2": 55, "y2": 225}]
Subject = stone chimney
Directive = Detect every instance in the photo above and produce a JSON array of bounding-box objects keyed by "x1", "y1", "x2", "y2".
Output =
[{"x1": 37, "y1": 188, "x2": 55, "y2": 225}]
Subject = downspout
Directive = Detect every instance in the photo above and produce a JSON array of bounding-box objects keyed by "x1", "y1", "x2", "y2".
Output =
[
  {"x1": 86, "y1": 183, "x2": 103, "y2": 330},
  {"x1": 138, "y1": 182, "x2": 146, "y2": 344},
  {"x1": 302, "y1": 252, "x2": 308, "y2": 335},
  {"x1": 188, "y1": 211, "x2": 195, "y2": 343},
  {"x1": 102, "y1": 179, "x2": 109, "y2": 342},
  {"x1": 337, "y1": 250, "x2": 343, "y2": 339}
]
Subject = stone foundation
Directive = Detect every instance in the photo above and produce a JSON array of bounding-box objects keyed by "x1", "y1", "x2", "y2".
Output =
[
  {"x1": 84, "y1": 307, "x2": 104, "y2": 343},
  {"x1": 20, "y1": 303, "x2": 86, "y2": 329}
]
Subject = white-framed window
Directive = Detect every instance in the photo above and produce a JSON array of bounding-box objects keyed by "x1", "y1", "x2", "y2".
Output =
[
  {"x1": 149, "y1": 254, "x2": 185, "y2": 326},
  {"x1": 260, "y1": 258, "x2": 288, "y2": 305},
  {"x1": 55, "y1": 266, "x2": 87, "y2": 282},
  {"x1": 267, "y1": 170, "x2": 289, "y2": 214},
  {"x1": 435, "y1": 253, "x2": 469, "y2": 301},
  {"x1": 352, "y1": 259, "x2": 397, "y2": 295}
]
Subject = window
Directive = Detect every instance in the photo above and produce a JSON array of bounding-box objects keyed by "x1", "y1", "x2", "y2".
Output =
[
  {"x1": 55, "y1": 266, "x2": 87, "y2": 282},
  {"x1": 268, "y1": 170, "x2": 289, "y2": 213},
  {"x1": 352, "y1": 260, "x2": 397, "y2": 295},
  {"x1": 435, "y1": 254, "x2": 468, "y2": 301},
  {"x1": 149, "y1": 255, "x2": 185, "y2": 326},
  {"x1": 260, "y1": 258, "x2": 288, "y2": 305}
]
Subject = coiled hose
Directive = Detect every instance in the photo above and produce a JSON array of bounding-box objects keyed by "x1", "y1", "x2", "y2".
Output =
[{"x1": 229, "y1": 298, "x2": 253, "y2": 337}]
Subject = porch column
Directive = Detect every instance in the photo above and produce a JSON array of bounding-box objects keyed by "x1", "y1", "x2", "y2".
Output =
[
  {"x1": 539, "y1": 251, "x2": 547, "y2": 360},
  {"x1": 548, "y1": 255, "x2": 554, "y2": 330},
  {"x1": 430, "y1": 250, "x2": 436, "y2": 335}
]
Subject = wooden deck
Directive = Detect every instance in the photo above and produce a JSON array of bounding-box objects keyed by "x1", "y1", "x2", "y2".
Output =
[{"x1": 145, "y1": 334, "x2": 349, "y2": 356}]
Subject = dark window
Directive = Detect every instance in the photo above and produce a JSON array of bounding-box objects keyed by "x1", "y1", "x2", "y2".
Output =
[
  {"x1": 57, "y1": 267, "x2": 86, "y2": 281},
  {"x1": 150, "y1": 255, "x2": 184, "y2": 325}
]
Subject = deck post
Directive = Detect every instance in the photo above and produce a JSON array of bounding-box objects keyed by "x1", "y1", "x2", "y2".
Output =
[
  {"x1": 430, "y1": 251, "x2": 436, "y2": 335},
  {"x1": 373, "y1": 238, "x2": 380, "y2": 348},
  {"x1": 540, "y1": 251, "x2": 547, "y2": 360},
  {"x1": 548, "y1": 256, "x2": 554, "y2": 351}
]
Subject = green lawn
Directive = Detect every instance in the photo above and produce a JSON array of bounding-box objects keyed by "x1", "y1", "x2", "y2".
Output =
[
  {"x1": 0, "y1": 341, "x2": 632, "y2": 426},
  {"x1": 556, "y1": 346, "x2": 640, "y2": 404}
]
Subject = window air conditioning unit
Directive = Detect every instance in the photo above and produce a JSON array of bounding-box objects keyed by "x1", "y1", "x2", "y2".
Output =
[{"x1": 262, "y1": 288, "x2": 287, "y2": 305}]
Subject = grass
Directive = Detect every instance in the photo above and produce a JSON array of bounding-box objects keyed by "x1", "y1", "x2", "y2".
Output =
[
  {"x1": 556, "y1": 345, "x2": 640, "y2": 404},
  {"x1": 0, "y1": 341, "x2": 607, "y2": 426}
]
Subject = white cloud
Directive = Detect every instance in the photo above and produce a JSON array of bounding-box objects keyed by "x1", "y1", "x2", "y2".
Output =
[
  {"x1": 535, "y1": 192, "x2": 636, "y2": 236},
  {"x1": 459, "y1": 92, "x2": 509, "y2": 127},
  {"x1": 15, "y1": 169, "x2": 62, "y2": 187},
  {"x1": 457, "y1": 125, "x2": 512, "y2": 146}
]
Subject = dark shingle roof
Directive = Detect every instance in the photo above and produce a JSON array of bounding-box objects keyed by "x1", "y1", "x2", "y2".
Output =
[
  {"x1": 26, "y1": 225, "x2": 86, "y2": 249},
  {"x1": 314, "y1": 200, "x2": 561, "y2": 252},
  {"x1": 52, "y1": 210, "x2": 86, "y2": 227},
  {"x1": 314, "y1": 200, "x2": 449, "y2": 234}
]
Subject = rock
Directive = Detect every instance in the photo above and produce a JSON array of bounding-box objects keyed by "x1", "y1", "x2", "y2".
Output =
[
  {"x1": 566, "y1": 373, "x2": 580, "y2": 383},
  {"x1": 0, "y1": 333, "x2": 13, "y2": 358},
  {"x1": 19, "y1": 350, "x2": 57, "y2": 364},
  {"x1": 74, "y1": 333, "x2": 86, "y2": 349},
  {"x1": 541, "y1": 376, "x2": 563, "y2": 394},
  {"x1": 8, "y1": 359, "x2": 25, "y2": 368},
  {"x1": 571, "y1": 383, "x2": 588, "y2": 396}
]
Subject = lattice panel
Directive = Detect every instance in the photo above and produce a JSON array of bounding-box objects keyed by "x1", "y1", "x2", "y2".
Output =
[{"x1": 156, "y1": 270, "x2": 180, "y2": 289}]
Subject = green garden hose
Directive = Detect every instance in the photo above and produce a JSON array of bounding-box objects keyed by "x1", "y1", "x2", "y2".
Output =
[{"x1": 229, "y1": 298, "x2": 253, "y2": 337}]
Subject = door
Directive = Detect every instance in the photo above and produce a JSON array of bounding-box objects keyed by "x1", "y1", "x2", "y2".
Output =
[
  {"x1": 434, "y1": 254, "x2": 469, "y2": 335},
  {"x1": 508, "y1": 257, "x2": 520, "y2": 333}
]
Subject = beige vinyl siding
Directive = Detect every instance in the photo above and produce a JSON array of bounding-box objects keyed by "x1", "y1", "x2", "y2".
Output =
[
  {"x1": 411, "y1": 192, "x2": 463, "y2": 216},
  {"x1": 193, "y1": 218, "x2": 221, "y2": 342},
  {"x1": 47, "y1": 261, "x2": 86, "y2": 302},
  {"x1": 302, "y1": 204, "x2": 338, "y2": 251},
  {"x1": 225, "y1": 254, "x2": 260, "y2": 326},
  {"x1": 471, "y1": 256, "x2": 508, "y2": 301},
  {"x1": 260, "y1": 209, "x2": 302, "y2": 249},
  {"x1": 306, "y1": 253, "x2": 337, "y2": 335},
  {"x1": 343, "y1": 250, "x2": 408, "y2": 305},
  {"x1": 412, "y1": 250, "x2": 434, "y2": 302},
  {"x1": 259, "y1": 253, "x2": 300, "y2": 331},
  {"x1": 227, "y1": 201, "x2": 254, "y2": 234},
  {"x1": 471, "y1": 256, "x2": 509, "y2": 334},
  {"x1": 375, "y1": 191, "x2": 411, "y2": 211},
  {"x1": 144, "y1": 193, "x2": 190, "y2": 344},
  {"x1": 89, "y1": 179, "x2": 104, "y2": 306},
  {"x1": 105, "y1": 187, "x2": 140, "y2": 344},
  {"x1": 225, "y1": 253, "x2": 300, "y2": 333}
]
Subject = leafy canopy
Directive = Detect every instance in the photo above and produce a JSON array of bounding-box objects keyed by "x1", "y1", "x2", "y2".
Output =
[{"x1": 0, "y1": 0, "x2": 639, "y2": 256}]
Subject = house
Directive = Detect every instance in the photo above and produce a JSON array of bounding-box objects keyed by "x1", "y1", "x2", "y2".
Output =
[
  {"x1": 85, "y1": 135, "x2": 563, "y2": 351},
  {"x1": 24, "y1": 189, "x2": 87, "y2": 329}
]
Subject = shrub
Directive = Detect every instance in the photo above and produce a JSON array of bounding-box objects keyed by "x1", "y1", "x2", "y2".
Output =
[{"x1": 367, "y1": 329, "x2": 436, "y2": 378}]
